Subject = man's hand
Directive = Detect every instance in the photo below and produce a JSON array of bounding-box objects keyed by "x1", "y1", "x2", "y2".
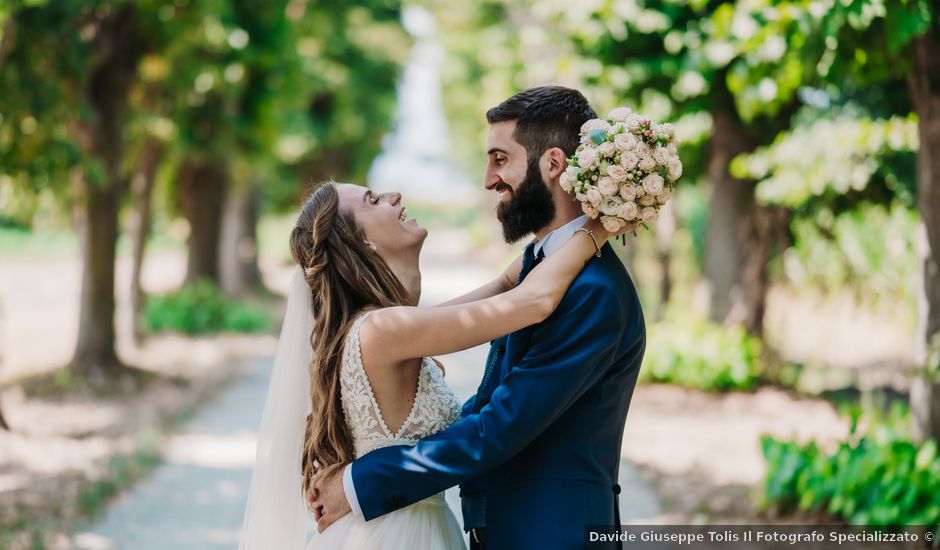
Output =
[{"x1": 308, "y1": 470, "x2": 351, "y2": 533}]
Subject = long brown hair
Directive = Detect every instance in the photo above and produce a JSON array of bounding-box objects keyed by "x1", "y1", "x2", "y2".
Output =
[{"x1": 290, "y1": 182, "x2": 414, "y2": 496}]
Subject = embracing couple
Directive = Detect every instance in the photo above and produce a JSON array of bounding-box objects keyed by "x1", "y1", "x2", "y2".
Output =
[{"x1": 239, "y1": 86, "x2": 647, "y2": 550}]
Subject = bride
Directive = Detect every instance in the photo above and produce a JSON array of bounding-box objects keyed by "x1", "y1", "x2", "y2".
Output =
[{"x1": 239, "y1": 181, "x2": 622, "y2": 549}]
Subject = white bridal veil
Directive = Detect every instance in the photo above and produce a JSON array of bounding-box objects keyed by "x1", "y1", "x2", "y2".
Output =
[{"x1": 239, "y1": 267, "x2": 314, "y2": 549}]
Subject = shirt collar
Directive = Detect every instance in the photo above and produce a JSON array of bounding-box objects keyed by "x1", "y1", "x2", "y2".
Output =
[{"x1": 533, "y1": 215, "x2": 589, "y2": 258}]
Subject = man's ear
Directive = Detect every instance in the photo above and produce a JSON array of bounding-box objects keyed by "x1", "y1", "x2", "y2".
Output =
[{"x1": 543, "y1": 147, "x2": 568, "y2": 180}]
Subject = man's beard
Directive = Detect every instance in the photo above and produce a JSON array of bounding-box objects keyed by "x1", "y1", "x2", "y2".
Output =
[{"x1": 496, "y1": 158, "x2": 556, "y2": 243}]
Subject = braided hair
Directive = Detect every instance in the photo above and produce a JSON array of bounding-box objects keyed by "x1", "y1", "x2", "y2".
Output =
[{"x1": 289, "y1": 182, "x2": 414, "y2": 497}]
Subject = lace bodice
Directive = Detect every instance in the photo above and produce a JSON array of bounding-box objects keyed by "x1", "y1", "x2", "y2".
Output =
[{"x1": 340, "y1": 310, "x2": 462, "y2": 458}]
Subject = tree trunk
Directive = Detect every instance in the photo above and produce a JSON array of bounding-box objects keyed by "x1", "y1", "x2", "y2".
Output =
[
  {"x1": 129, "y1": 140, "x2": 164, "y2": 344},
  {"x1": 219, "y1": 179, "x2": 262, "y2": 295},
  {"x1": 71, "y1": 5, "x2": 141, "y2": 380},
  {"x1": 180, "y1": 158, "x2": 228, "y2": 285},
  {"x1": 654, "y1": 200, "x2": 677, "y2": 320},
  {"x1": 909, "y1": 31, "x2": 940, "y2": 444},
  {"x1": 705, "y1": 79, "x2": 775, "y2": 335}
]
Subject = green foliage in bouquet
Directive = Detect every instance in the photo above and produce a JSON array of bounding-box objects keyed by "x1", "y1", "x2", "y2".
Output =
[
  {"x1": 144, "y1": 280, "x2": 270, "y2": 335},
  {"x1": 641, "y1": 316, "x2": 763, "y2": 391},
  {"x1": 762, "y1": 403, "x2": 940, "y2": 526}
]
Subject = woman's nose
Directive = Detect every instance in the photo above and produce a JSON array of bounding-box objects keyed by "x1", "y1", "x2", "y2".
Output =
[{"x1": 388, "y1": 192, "x2": 402, "y2": 205}]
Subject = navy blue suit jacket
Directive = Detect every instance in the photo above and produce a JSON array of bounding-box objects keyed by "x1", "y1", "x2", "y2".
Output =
[{"x1": 350, "y1": 242, "x2": 646, "y2": 549}]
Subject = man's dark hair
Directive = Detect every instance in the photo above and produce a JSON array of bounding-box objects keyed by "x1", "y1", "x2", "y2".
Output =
[{"x1": 485, "y1": 86, "x2": 596, "y2": 162}]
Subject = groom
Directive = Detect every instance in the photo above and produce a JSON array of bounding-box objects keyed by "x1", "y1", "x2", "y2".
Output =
[{"x1": 313, "y1": 86, "x2": 646, "y2": 549}]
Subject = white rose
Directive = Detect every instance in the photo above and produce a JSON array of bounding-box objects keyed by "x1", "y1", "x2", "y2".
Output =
[
  {"x1": 620, "y1": 184, "x2": 637, "y2": 201},
  {"x1": 614, "y1": 133, "x2": 637, "y2": 152},
  {"x1": 575, "y1": 191, "x2": 588, "y2": 202},
  {"x1": 565, "y1": 165, "x2": 582, "y2": 180},
  {"x1": 619, "y1": 201, "x2": 639, "y2": 221},
  {"x1": 638, "y1": 156, "x2": 656, "y2": 172},
  {"x1": 600, "y1": 196, "x2": 624, "y2": 216},
  {"x1": 607, "y1": 107, "x2": 633, "y2": 122},
  {"x1": 635, "y1": 186, "x2": 646, "y2": 198},
  {"x1": 577, "y1": 148, "x2": 598, "y2": 169},
  {"x1": 662, "y1": 123, "x2": 675, "y2": 139},
  {"x1": 642, "y1": 173, "x2": 665, "y2": 195},
  {"x1": 641, "y1": 206, "x2": 659, "y2": 224},
  {"x1": 634, "y1": 141, "x2": 651, "y2": 158},
  {"x1": 598, "y1": 141, "x2": 616, "y2": 157},
  {"x1": 667, "y1": 159, "x2": 683, "y2": 181},
  {"x1": 582, "y1": 201, "x2": 599, "y2": 219},
  {"x1": 653, "y1": 147, "x2": 671, "y2": 166},
  {"x1": 620, "y1": 152, "x2": 639, "y2": 170},
  {"x1": 626, "y1": 115, "x2": 643, "y2": 131},
  {"x1": 586, "y1": 188, "x2": 603, "y2": 206},
  {"x1": 602, "y1": 216, "x2": 625, "y2": 233},
  {"x1": 559, "y1": 173, "x2": 573, "y2": 192},
  {"x1": 607, "y1": 164, "x2": 627, "y2": 182},
  {"x1": 597, "y1": 177, "x2": 618, "y2": 196},
  {"x1": 667, "y1": 143, "x2": 678, "y2": 155},
  {"x1": 639, "y1": 194, "x2": 656, "y2": 206},
  {"x1": 657, "y1": 189, "x2": 672, "y2": 204}
]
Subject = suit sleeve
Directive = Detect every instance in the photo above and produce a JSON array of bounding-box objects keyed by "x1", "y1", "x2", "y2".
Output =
[{"x1": 350, "y1": 282, "x2": 626, "y2": 520}]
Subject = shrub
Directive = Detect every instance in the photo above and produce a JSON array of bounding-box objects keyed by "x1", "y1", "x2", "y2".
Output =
[
  {"x1": 144, "y1": 280, "x2": 271, "y2": 335},
  {"x1": 761, "y1": 403, "x2": 940, "y2": 526},
  {"x1": 641, "y1": 315, "x2": 763, "y2": 391}
]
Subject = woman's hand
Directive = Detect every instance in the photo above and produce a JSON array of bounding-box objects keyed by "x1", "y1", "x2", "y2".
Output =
[{"x1": 583, "y1": 217, "x2": 639, "y2": 244}]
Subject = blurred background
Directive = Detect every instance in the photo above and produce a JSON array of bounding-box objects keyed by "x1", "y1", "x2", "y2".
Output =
[{"x1": 1, "y1": 0, "x2": 939, "y2": 548}]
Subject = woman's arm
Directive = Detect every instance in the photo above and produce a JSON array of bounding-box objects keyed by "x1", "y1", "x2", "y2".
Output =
[
  {"x1": 434, "y1": 254, "x2": 523, "y2": 308},
  {"x1": 361, "y1": 218, "x2": 617, "y2": 362}
]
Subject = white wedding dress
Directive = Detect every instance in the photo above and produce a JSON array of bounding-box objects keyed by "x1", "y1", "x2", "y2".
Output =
[{"x1": 305, "y1": 310, "x2": 467, "y2": 550}]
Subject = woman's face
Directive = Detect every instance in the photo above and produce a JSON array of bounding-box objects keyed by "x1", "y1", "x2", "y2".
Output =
[{"x1": 336, "y1": 183, "x2": 428, "y2": 258}]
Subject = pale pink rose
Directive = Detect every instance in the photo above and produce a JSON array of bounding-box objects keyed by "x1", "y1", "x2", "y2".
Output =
[
  {"x1": 641, "y1": 206, "x2": 659, "y2": 224},
  {"x1": 661, "y1": 123, "x2": 675, "y2": 139},
  {"x1": 667, "y1": 143, "x2": 678, "y2": 155},
  {"x1": 597, "y1": 177, "x2": 618, "y2": 196},
  {"x1": 642, "y1": 173, "x2": 665, "y2": 195},
  {"x1": 577, "y1": 147, "x2": 598, "y2": 169},
  {"x1": 586, "y1": 188, "x2": 603, "y2": 206},
  {"x1": 575, "y1": 191, "x2": 588, "y2": 202},
  {"x1": 638, "y1": 156, "x2": 656, "y2": 172},
  {"x1": 600, "y1": 197, "x2": 624, "y2": 216},
  {"x1": 620, "y1": 152, "x2": 639, "y2": 170},
  {"x1": 598, "y1": 141, "x2": 616, "y2": 157},
  {"x1": 667, "y1": 159, "x2": 683, "y2": 181},
  {"x1": 620, "y1": 184, "x2": 637, "y2": 201},
  {"x1": 607, "y1": 164, "x2": 627, "y2": 182},
  {"x1": 580, "y1": 119, "x2": 609, "y2": 134},
  {"x1": 639, "y1": 194, "x2": 656, "y2": 206},
  {"x1": 607, "y1": 107, "x2": 633, "y2": 122},
  {"x1": 635, "y1": 186, "x2": 646, "y2": 198},
  {"x1": 565, "y1": 165, "x2": 582, "y2": 180},
  {"x1": 602, "y1": 216, "x2": 625, "y2": 233},
  {"x1": 582, "y1": 201, "x2": 599, "y2": 219},
  {"x1": 626, "y1": 115, "x2": 643, "y2": 131},
  {"x1": 619, "y1": 201, "x2": 639, "y2": 221},
  {"x1": 657, "y1": 189, "x2": 672, "y2": 204},
  {"x1": 559, "y1": 173, "x2": 573, "y2": 192},
  {"x1": 653, "y1": 147, "x2": 671, "y2": 166},
  {"x1": 615, "y1": 133, "x2": 637, "y2": 152},
  {"x1": 634, "y1": 141, "x2": 651, "y2": 158}
]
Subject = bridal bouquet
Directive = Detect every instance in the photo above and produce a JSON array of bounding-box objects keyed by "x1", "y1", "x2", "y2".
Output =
[{"x1": 560, "y1": 107, "x2": 682, "y2": 233}]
